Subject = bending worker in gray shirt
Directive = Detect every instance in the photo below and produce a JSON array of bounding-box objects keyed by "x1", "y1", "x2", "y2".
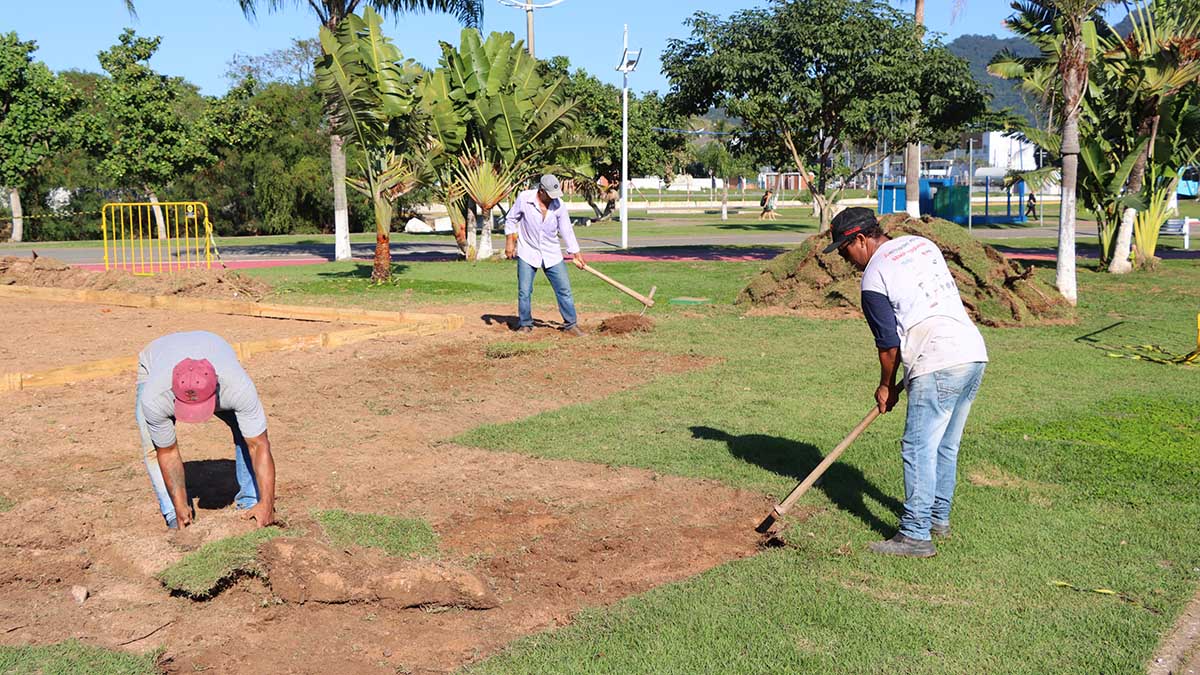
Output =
[{"x1": 136, "y1": 331, "x2": 277, "y2": 529}]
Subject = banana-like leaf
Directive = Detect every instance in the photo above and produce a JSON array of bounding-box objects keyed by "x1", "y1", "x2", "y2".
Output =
[
  {"x1": 453, "y1": 139, "x2": 521, "y2": 210},
  {"x1": 358, "y1": 7, "x2": 415, "y2": 119}
]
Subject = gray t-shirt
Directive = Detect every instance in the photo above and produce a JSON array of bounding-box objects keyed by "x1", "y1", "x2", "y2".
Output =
[{"x1": 137, "y1": 331, "x2": 267, "y2": 449}]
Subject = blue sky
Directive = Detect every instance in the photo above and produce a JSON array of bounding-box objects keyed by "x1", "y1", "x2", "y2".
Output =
[{"x1": 7, "y1": 1, "x2": 1080, "y2": 96}]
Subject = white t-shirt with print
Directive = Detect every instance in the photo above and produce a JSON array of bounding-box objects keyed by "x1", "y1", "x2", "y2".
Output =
[{"x1": 860, "y1": 236, "x2": 988, "y2": 380}]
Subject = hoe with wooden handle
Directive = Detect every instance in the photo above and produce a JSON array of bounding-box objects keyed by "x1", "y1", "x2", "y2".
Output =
[
  {"x1": 579, "y1": 262, "x2": 656, "y2": 313},
  {"x1": 756, "y1": 402, "x2": 890, "y2": 534}
]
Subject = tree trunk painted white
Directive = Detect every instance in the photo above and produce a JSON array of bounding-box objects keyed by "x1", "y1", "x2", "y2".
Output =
[
  {"x1": 147, "y1": 188, "x2": 167, "y2": 239},
  {"x1": 721, "y1": 183, "x2": 728, "y2": 220},
  {"x1": 8, "y1": 188, "x2": 23, "y2": 243},
  {"x1": 476, "y1": 207, "x2": 494, "y2": 260},
  {"x1": 1057, "y1": 152, "x2": 1080, "y2": 305},
  {"x1": 1108, "y1": 207, "x2": 1136, "y2": 274},
  {"x1": 465, "y1": 205, "x2": 478, "y2": 260},
  {"x1": 905, "y1": 0, "x2": 925, "y2": 219},
  {"x1": 905, "y1": 142, "x2": 921, "y2": 217},
  {"x1": 330, "y1": 132, "x2": 352, "y2": 261}
]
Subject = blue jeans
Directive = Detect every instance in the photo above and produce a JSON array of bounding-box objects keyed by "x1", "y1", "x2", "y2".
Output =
[
  {"x1": 517, "y1": 258, "x2": 578, "y2": 329},
  {"x1": 136, "y1": 383, "x2": 259, "y2": 528},
  {"x1": 898, "y1": 362, "x2": 986, "y2": 541}
]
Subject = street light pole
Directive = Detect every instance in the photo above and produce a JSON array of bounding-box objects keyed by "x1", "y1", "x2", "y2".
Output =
[
  {"x1": 615, "y1": 24, "x2": 641, "y2": 250},
  {"x1": 496, "y1": 0, "x2": 568, "y2": 57}
]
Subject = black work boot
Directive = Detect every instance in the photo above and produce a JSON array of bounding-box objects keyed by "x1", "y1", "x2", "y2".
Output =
[{"x1": 868, "y1": 534, "x2": 936, "y2": 558}]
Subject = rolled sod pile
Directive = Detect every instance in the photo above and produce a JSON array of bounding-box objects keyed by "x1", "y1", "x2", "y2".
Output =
[{"x1": 738, "y1": 214, "x2": 1074, "y2": 327}]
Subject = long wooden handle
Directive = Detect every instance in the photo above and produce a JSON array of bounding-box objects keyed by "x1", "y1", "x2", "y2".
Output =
[
  {"x1": 580, "y1": 263, "x2": 654, "y2": 307},
  {"x1": 772, "y1": 406, "x2": 882, "y2": 518}
]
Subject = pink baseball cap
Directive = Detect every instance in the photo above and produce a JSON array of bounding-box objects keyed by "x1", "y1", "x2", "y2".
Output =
[{"x1": 172, "y1": 358, "x2": 217, "y2": 423}]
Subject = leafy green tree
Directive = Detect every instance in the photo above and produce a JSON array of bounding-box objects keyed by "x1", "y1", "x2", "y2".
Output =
[
  {"x1": 0, "y1": 33, "x2": 80, "y2": 242},
  {"x1": 229, "y1": 0, "x2": 484, "y2": 262},
  {"x1": 95, "y1": 30, "x2": 263, "y2": 239},
  {"x1": 662, "y1": 0, "x2": 987, "y2": 231}
]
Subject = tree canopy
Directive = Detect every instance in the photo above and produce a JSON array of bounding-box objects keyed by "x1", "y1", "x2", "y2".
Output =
[{"x1": 662, "y1": 0, "x2": 989, "y2": 228}]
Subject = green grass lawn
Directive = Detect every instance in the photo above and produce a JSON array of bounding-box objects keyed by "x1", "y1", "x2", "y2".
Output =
[
  {"x1": 314, "y1": 510, "x2": 438, "y2": 557},
  {"x1": 448, "y1": 260, "x2": 1197, "y2": 673}
]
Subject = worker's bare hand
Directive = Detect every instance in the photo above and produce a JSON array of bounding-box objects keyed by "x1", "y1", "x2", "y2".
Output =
[
  {"x1": 504, "y1": 243, "x2": 516, "y2": 259},
  {"x1": 875, "y1": 383, "x2": 899, "y2": 414},
  {"x1": 174, "y1": 503, "x2": 194, "y2": 528},
  {"x1": 240, "y1": 502, "x2": 276, "y2": 528},
  {"x1": 572, "y1": 253, "x2": 587, "y2": 269}
]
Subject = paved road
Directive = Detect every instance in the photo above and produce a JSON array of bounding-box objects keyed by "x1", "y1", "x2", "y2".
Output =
[{"x1": 5, "y1": 225, "x2": 1095, "y2": 268}]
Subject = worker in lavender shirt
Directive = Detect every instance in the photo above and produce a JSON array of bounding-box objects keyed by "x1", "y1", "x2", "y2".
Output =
[{"x1": 504, "y1": 174, "x2": 588, "y2": 336}]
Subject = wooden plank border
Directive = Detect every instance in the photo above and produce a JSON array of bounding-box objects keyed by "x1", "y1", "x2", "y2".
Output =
[
  {"x1": 0, "y1": 284, "x2": 457, "y2": 328},
  {"x1": 0, "y1": 318, "x2": 463, "y2": 394}
]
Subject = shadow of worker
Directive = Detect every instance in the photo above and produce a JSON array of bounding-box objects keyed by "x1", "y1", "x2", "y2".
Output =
[
  {"x1": 183, "y1": 459, "x2": 239, "y2": 510},
  {"x1": 690, "y1": 426, "x2": 903, "y2": 537}
]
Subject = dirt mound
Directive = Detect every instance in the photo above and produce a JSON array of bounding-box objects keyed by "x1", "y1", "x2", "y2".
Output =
[
  {"x1": 738, "y1": 214, "x2": 1074, "y2": 327},
  {"x1": 599, "y1": 313, "x2": 656, "y2": 334},
  {"x1": 259, "y1": 538, "x2": 499, "y2": 610},
  {"x1": 0, "y1": 255, "x2": 269, "y2": 300}
]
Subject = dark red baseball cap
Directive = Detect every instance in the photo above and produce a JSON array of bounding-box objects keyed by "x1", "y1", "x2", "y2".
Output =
[
  {"x1": 823, "y1": 207, "x2": 879, "y2": 253},
  {"x1": 172, "y1": 358, "x2": 217, "y2": 423}
]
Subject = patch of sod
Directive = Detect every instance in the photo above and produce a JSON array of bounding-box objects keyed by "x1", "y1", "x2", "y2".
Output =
[
  {"x1": 156, "y1": 527, "x2": 286, "y2": 599},
  {"x1": 314, "y1": 509, "x2": 437, "y2": 557},
  {"x1": 485, "y1": 341, "x2": 553, "y2": 359},
  {"x1": 458, "y1": 260, "x2": 1200, "y2": 673},
  {"x1": 0, "y1": 640, "x2": 160, "y2": 675},
  {"x1": 0, "y1": 494, "x2": 14, "y2": 512}
]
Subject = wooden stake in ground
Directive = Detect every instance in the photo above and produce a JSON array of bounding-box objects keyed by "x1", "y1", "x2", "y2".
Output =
[{"x1": 579, "y1": 262, "x2": 655, "y2": 309}]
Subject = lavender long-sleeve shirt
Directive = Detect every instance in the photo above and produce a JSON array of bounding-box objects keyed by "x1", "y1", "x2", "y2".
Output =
[{"x1": 504, "y1": 188, "x2": 580, "y2": 269}]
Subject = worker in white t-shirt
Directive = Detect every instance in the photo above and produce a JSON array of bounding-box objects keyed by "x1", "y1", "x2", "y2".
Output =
[{"x1": 824, "y1": 208, "x2": 988, "y2": 558}]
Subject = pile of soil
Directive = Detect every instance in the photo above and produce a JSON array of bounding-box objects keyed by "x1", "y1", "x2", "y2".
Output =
[
  {"x1": 598, "y1": 313, "x2": 656, "y2": 335},
  {"x1": 259, "y1": 539, "x2": 499, "y2": 610},
  {"x1": 0, "y1": 255, "x2": 270, "y2": 300},
  {"x1": 738, "y1": 214, "x2": 1074, "y2": 327}
]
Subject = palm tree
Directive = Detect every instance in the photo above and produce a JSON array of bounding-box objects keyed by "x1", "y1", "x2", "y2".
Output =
[
  {"x1": 1104, "y1": 1, "x2": 1200, "y2": 272},
  {"x1": 993, "y1": 0, "x2": 1113, "y2": 305},
  {"x1": 904, "y1": 0, "x2": 925, "y2": 218},
  {"x1": 234, "y1": 1, "x2": 483, "y2": 262}
]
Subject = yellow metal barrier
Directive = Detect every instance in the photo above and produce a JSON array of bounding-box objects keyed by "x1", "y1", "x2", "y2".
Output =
[{"x1": 101, "y1": 202, "x2": 213, "y2": 275}]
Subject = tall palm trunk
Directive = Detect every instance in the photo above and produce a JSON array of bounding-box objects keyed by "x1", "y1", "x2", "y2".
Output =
[
  {"x1": 1055, "y1": 17, "x2": 1087, "y2": 306},
  {"x1": 8, "y1": 188, "x2": 23, "y2": 243},
  {"x1": 904, "y1": 0, "x2": 925, "y2": 218},
  {"x1": 331, "y1": 132, "x2": 352, "y2": 261},
  {"x1": 721, "y1": 178, "x2": 729, "y2": 220}
]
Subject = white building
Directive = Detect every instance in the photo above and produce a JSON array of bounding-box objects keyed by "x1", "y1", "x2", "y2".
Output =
[{"x1": 981, "y1": 131, "x2": 1037, "y2": 172}]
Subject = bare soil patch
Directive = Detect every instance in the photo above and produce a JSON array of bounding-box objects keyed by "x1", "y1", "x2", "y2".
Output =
[
  {"x1": 0, "y1": 296, "x2": 350, "y2": 374},
  {"x1": 0, "y1": 255, "x2": 269, "y2": 300},
  {"x1": 0, "y1": 306, "x2": 768, "y2": 674}
]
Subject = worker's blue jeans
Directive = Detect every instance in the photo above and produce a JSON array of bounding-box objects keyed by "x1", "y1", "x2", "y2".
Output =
[
  {"x1": 897, "y1": 362, "x2": 987, "y2": 541},
  {"x1": 136, "y1": 383, "x2": 259, "y2": 528},
  {"x1": 517, "y1": 258, "x2": 577, "y2": 329}
]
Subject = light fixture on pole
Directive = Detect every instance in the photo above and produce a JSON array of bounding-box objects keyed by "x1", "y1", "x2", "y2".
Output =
[
  {"x1": 496, "y1": 0, "x2": 567, "y2": 57},
  {"x1": 615, "y1": 24, "x2": 641, "y2": 250}
]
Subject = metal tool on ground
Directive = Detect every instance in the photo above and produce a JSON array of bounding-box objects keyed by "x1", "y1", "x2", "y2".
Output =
[
  {"x1": 579, "y1": 262, "x2": 656, "y2": 314},
  {"x1": 756, "y1": 399, "x2": 894, "y2": 534}
]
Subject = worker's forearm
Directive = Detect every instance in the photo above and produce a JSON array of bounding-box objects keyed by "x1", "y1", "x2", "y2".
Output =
[
  {"x1": 877, "y1": 347, "x2": 901, "y2": 387},
  {"x1": 155, "y1": 444, "x2": 189, "y2": 513},
  {"x1": 505, "y1": 234, "x2": 517, "y2": 246},
  {"x1": 246, "y1": 434, "x2": 276, "y2": 510}
]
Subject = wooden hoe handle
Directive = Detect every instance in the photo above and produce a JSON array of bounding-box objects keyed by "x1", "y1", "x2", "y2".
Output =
[
  {"x1": 771, "y1": 406, "x2": 881, "y2": 519},
  {"x1": 580, "y1": 263, "x2": 654, "y2": 307}
]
